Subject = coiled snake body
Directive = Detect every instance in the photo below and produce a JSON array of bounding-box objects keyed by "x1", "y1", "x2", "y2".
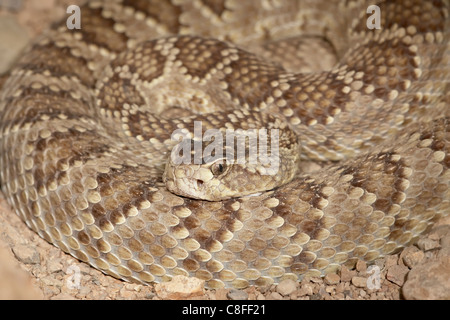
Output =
[{"x1": 0, "y1": 0, "x2": 449, "y2": 289}]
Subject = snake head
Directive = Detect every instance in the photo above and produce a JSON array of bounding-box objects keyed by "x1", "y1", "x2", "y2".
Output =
[
  {"x1": 163, "y1": 126, "x2": 300, "y2": 201},
  {"x1": 163, "y1": 157, "x2": 287, "y2": 201},
  {"x1": 163, "y1": 157, "x2": 233, "y2": 200}
]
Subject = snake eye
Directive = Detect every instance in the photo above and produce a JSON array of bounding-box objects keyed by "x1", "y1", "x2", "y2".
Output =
[{"x1": 211, "y1": 162, "x2": 227, "y2": 176}]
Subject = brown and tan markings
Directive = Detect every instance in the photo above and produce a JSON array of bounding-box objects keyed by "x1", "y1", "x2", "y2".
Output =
[{"x1": 0, "y1": 0, "x2": 448, "y2": 289}]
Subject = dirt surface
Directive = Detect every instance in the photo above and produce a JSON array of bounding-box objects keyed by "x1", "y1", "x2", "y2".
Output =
[{"x1": 0, "y1": 0, "x2": 449, "y2": 300}]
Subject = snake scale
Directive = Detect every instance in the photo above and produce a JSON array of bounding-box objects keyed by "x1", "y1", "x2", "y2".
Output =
[{"x1": 0, "y1": 0, "x2": 449, "y2": 289}]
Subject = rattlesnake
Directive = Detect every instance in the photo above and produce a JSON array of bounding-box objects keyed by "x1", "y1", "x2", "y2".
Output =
[{"x1": 0, "y1": 0, "x2": 449, "y2": 289}]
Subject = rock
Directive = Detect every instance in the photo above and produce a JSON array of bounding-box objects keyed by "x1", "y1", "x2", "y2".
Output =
[
  {"x1": 437, "y1": 228, "x2": 450, "y2": 257},
  {"x1": 297, "y1": 283, "x2": 314, "y2": 297},
  {"x1": 47, "y1": 258, "x2": 63, "y2": 273},
  {"x1": 276, "y1": 279, "x2": 298, "y2": 296},
  {"x1": 268, "y1": 292, "x2": 283, "y2": 300},
  {"x1": 324, "y1": 273, "x2": 340, "y2": 285},
  {"x1": 384, "y1": 255, "x2": 398, "y2": 269},
  {"x1": 40, "y1": 275, "x2": 63, "y2": 287},
  {"x1": 386, "y1": 265, "x2": 409, "y2": 286},
  {"x1": 256, "y1": 293, "x2": 266, "y2": 300},
  {"x1": 154, "y1": 275, "x2": 205, "y2": 300},
  {"x1": 339, "y1": 266, "x2": 356, "y2": 282},
  {"x1": 12, "y1": 244, "x2": 40, "y2": 264},
  {"x1": 417, "y1": 238, "x2": 440, "y2": 251},
  {"x1": 400, "y1": 247, "x2": 425, "y2": 268},
  {"x1": 438, "y1": 234, "x2": 450, "y2": 257},
  {"x1": 440, "y1": 234, "x2": 450, "y2": 250},
  {"x1": 119, "y1": 284, "x2": 143, "y2": 299},
  {"x1": 309, "y1": 277, "x2": 323, "y2": 283},
  {"x1": 402, "y1": 256, "x2": 450, "y2": 300},
  {"x1": 359, "y1": 289, "x2": 366, "y2": 298},
  {"x1": 351, "y1": 276, "x2": 367, "y2": 288},
  {"x1": 355, "y1": 260, "x2": 367, "y2": 273},
  {"x1": 227, "y1": 289, "x2": 249, "y2": 300},
  {"x1": 214, "y1": 288, "x2": 229, "y2": 300}
]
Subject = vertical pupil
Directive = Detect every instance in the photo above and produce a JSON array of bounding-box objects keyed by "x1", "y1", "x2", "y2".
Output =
[{"x1": 218, "y1": 164, "x2": 223, "y2": 172}]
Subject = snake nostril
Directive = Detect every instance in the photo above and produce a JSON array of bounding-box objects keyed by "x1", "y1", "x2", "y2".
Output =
[{"x1": 197, "y1": 180, "x2": 204, "y2": 188}]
